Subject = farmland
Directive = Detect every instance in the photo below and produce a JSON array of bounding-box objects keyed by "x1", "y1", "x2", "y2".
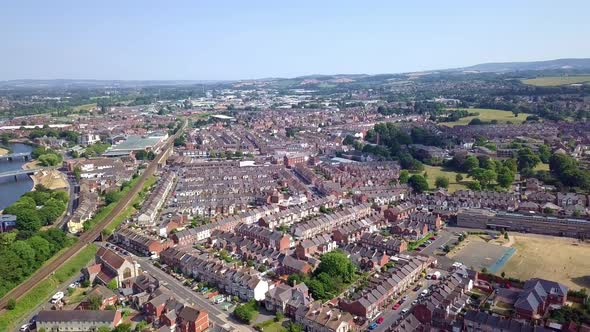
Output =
[
  {"x1": 499, "y1": 234, "x2": 590, "y2": 290},
  {"x1": 522, "y1": 75, "x2": 590, "y2": 86},
  {"x1": 441, "y1": 108, "x2": 530, "y2": 127}
]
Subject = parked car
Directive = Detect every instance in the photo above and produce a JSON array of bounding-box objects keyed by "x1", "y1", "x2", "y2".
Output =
[
  {"x1": 19, "y1": 324, "x2": 31, "y2": 332},
  {"x1": 393, "y1": 303, "x2": 401, "y2": 310},
  {"x1": 429, "y1": 236, "x2": 436, "y2": 240},
  {"x1": 413, "y1": 284, "x2": 421, "y2": 291},
  {"x1": 369, "y1": 323, "x2": 378, "y2": 330},
  {"x1": 411, "y1": 300, "x2": 418, "y2": 306},
  {"x1": 401, "y1": 308, "x2": 409, "y2": 315},
  {"x1": 51, "y1": 291, "x2": 64, "y2": 304},
  {"x1": 376, "y1": 317, "x2": 384, "y2": 324},
  {"x1": 401, "y1": 295, "x2": 408, "y2": 301}
]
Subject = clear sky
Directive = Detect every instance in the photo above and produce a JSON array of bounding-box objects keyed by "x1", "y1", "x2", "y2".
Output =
[{"x1": 1, "y1": 0, "x2": 589, "y2": 80}]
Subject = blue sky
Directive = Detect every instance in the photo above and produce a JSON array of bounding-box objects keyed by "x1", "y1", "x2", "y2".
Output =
[{"x1": 1, "y1": 0, "x2": 588, "y2": 80}]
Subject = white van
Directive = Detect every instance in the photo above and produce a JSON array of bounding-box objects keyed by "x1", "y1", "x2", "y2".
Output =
[{"x1": 51, "y1": 291, "x2": 64, "y2": 304}]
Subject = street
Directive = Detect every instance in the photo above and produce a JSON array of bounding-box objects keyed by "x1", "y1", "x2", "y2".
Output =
[{"x1": 136, "y1": 256, "x2": 253, "y2": 332}]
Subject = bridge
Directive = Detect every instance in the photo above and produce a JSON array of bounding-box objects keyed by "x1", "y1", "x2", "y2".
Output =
[
  {"x1": 0, "y1": 168, "x2": 44, "y2": 181},
  {"x1": 0, "y1": 152, "x2": 32, "y2": 162}
]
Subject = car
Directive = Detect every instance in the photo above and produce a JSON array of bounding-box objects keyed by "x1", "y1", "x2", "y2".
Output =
[
  {"x1": 421, "y1": 289, "x2": 429, "y2": 296},
  {"x1": 411, "y1": 300, "x2": 418, "y2": 306},
  {"x1": 68, "y1": 283, "x2": 77, "y2": 289},
  {"x1": 392, "y1": 303, "x2": 401, "y2": 310},
  {"x1": 401, "y1": 308, "x2": 409, "y2": 315},
  {"x1": 402, "y1": 295, "x2": 408, "y2": 301},
  {"x1": 20, "y1": 324, "x2": 31, "y2": 332},
  {"x1": 429, "y1": 237, "x2": 435, "y2": 240},
  {"x1": 413, "y1": 284, "x2": 421, "y2": 291},
  {"x1": 376, "y1": 317, "x2": 384, "y2": 324},
  {"x1": 369, "y1": 323, "x2": 378, "y2": 330}
]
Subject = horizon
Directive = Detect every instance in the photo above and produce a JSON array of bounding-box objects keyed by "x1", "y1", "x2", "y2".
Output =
[
  {"x1": 2, "y1": 57, "x2": 590, "y2": 82},
  {"x1": 2, "y1": 1, "x2": 590, "y2": 80}
]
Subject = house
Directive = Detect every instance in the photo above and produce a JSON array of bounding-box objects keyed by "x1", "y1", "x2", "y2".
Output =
[
  {"x1": 408, "y1": 212, "x2": 442, "y2": 231},
  {"x1": 384, "y1": 203, "x2": 416, "y2": 222},
  {"x1": 339, "y1": 255, "x2": 434, "y2": 318},
  {"x1": 463, "y1": 310, "x2": 553, "y2": 332},
  {"x1": 177, "y1": 306, "x2": 209, "y2": 332},
  {"x1": 83, "y1": 247, "x2": 139, "y2": 287},
  {"x1": 514, "y1": 278, "x2": 568, "y2": 320},
  {"x1": 77, "y1": 285, "x2": 118, "y2": 310},
  {"x1": 295, "y1": 302, "x2": 354, "y2": 332},
  {"x1": 265, "y1": 283, "x2": 312, "y2": 317},
  {"x1": 36, "y1": 310, "x2": 122, "y2": 331},
  {"x1": 0, "y1": 214, "x2": 16, "y2": 233},
  {"x1": 281, "y1": 255, "x2": 313, "y2": 275},
  {"x1": 295, "y1": 234, "x2": 337, "y2": 259}
]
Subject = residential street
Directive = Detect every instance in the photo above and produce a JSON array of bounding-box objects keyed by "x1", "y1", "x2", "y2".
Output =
[{"x1": 136, "y1": 256, "x2": 253, "y2": 332}]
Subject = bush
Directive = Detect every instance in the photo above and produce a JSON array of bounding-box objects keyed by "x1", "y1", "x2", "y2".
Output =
[
  {"x1": 6, "y1": 299, "x2": 16, "y2": 310},
  {"x1": 233, "y1": 300, "x2": 258, "y2": 323}
]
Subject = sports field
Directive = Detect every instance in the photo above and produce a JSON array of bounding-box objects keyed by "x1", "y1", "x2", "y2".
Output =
[
  {"x1": 422, "y1": 165, "x2": 467, "y2": 192},
  {"x1": 522, "y1": 75, "x2": 590, "y2": 87},
  {"x1": 441, "y1": 108, "x2": 530, "y2": 127},
  {"x1": 499, "y1": 234, "x2": 590, "y2": 290}
]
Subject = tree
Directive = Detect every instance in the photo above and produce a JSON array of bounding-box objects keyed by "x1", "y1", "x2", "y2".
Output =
[
  {"x1": 408, "y1": 174, "x2": 429, "y2": 193},
  {"x1": 107, "y1": 278, "x2": 118, "y2": 290},
  {"x1": 342, "y1": 135, "x2": 355, "y2": 146},
  {"x1": 87, "y1": 294, "x2": 103, "y2": 310},
  {"x1": 434, "y1": 176, "x2": 449, "y2": 189},
  {"x1": 497, "y1": 167, "x2": 515, "y2": 188},
  {"x1": 14, "y1": 209, "x2": 42, "y2": 233},
  {"x1": 286, "y1": 322, "x2": 304, "y2": 332},
  {"x1": 112, "y1": 323, "x2": 132, "y2": 332},
  {"x1": 275, "y1": 311, "x2": 284, "y2": 322},
  {"x1": 517, "y1": 148, "x2": 541, "y2": 171},
  {"x1": 455, "y1": 173, "x2": 463, "y2": 183},
  {"x1": 134, "y1": 321, "x2": 149, "y2": 332},
  {"x1": 501, "y1": 272, "x2": 506, "y2": 278},
  {"x1": 463, "y1": 156, "x2": 480, "y2": 172},
  {"x1": 316, "y1": 250, "x2": 356, "y2": 283},
  {"x1": 538, "y1": 145, "x2": 551, "y2": 163},
  {"x1": 399, "y1": 170, "x2": 410, "y2": 184},
  {"x1": 233, "y1": 300, "x2": 258, "y2": 323},
  {"x1": 6, "y1": 298, "x2": 16, "y2": 310}
]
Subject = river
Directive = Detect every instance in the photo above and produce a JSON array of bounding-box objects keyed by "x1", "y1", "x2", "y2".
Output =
[{"x1": 0, "y1": 143, "x2": 34, "y2": 210}]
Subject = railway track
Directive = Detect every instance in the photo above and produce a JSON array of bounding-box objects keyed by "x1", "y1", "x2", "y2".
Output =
[{"x1": 0, "y1": 120, "x2": 186, "y2": 309}]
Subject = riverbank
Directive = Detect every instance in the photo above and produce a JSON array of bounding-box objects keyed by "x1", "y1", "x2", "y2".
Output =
[
  {"x1": 0, "y1": 147, "x2": 8, "y2": 156},
  {"x1": 22, "y1": 160, "x2": 69, "y2": 190}
]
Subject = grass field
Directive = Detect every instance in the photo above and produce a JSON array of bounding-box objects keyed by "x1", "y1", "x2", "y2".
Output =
[
  {"x1": 72, "y1": 103, "x2": 97, "y2": 112},
  {"x1": 499, "y1": 234, "x2": 590, "y2": 290},
  {"x1": 522, "y1": 75, "x2": 590, "y2": 87},
  {"x1": 422, "y1": 165, "x2": 467, "y2": 192},
  {"x1": 441, "y1": 108, "x2": 530, "y2": 127},
  {"x1": 0, "y1": 244, "x2": 98, "y2": 331},
  {"x1": 534, "y1": 163, "x2": 550, "y2": 171},
  {"x1": 103, "y1": 175, "x2": 157, "y2": 235}
]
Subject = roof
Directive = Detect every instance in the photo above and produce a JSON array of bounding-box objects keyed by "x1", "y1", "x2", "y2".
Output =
[{"x1": 37, "y1": 310, "x2": 118, "y2": 323}]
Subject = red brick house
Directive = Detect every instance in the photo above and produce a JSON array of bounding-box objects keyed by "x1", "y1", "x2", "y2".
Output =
[{"x1": 177, "y1": 306, "x2": 209, "y2": 332}]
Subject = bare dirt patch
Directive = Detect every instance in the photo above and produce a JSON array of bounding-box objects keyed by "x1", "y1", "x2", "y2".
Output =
[{"x1": 499, "y1": 234, "x2": 590, "y2": 290}]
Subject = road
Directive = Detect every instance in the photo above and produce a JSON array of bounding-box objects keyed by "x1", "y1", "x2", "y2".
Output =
[
  {"x1": 0, "y1": 120, "x2": 187, "y2": 310},
  {"x1": 136, "y1": 256, "x2": 252, "y2": 332}
]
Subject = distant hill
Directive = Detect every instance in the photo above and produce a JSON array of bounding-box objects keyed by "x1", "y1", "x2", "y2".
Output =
[{"x1": 458, "y1": 58, "x2": 590, "y2": 73}]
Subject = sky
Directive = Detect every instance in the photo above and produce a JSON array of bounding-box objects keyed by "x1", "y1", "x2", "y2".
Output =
[{"x1": 1, "y1": 0, "x2": 589, "y2": 80}]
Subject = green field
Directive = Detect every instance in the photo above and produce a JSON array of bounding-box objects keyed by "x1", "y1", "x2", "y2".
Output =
[
  {"x1": 103, "y1": 175, "x2": 157, "y2": 235},
  {"x1": 441, "y1": 108, "x2": 530, "y2": 127},
  {"x1": 72, "y1": 103, "x2": 97, "y2": 112},
  {"x1": 0, "y1": 244, "x2": 98, "y2": 331},
  {"x1": 422, "y1": 165, "x2": 467, "y2": 193},
  {"x1": 534, "y1": 163, "x2": 550, "y2": 172},
  {"x1": 522, "y1": 75, "x2": 590, "y2": 87}
]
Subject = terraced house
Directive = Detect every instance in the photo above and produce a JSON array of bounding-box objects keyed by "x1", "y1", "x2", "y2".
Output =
[{"x1": 339, "y1": 255, "x2": 434, "y2": 319}]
